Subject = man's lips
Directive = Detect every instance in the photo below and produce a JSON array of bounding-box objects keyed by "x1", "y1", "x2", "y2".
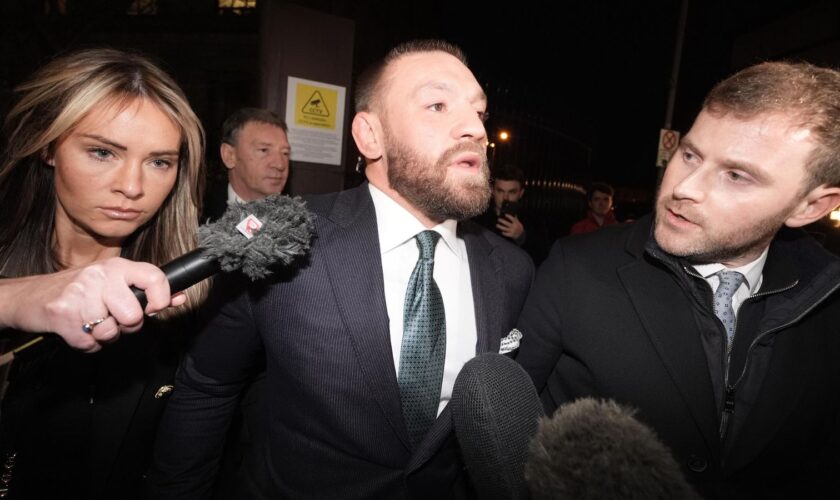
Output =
[
  {"x1": 449, "y1": 151, "x2": 481, "y2": 169},
  {"x1": 664, "y1": 207, "x2": 698, "y2": 227}
]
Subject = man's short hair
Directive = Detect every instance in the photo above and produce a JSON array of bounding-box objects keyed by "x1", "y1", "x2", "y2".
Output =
[
  {"x1": 704, "y1": 61, "x2": 840, "y2": 190},
  {"x1": 221, "y1": 107, "x2": 288, "y2": 146},
  {"x1": 588, "y1": 182, "x2": 614, "y2": 202},
  {"x1": 493, "y1": 163, "x2": 526, "y2": 186},
  {"x1": 354, "y1": 39, "x2": 468, "y2": 113}
]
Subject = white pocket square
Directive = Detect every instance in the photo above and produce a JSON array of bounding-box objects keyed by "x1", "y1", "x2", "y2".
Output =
[{"x1": 499, "y1": 328, "x2": 522, "y2": 354}]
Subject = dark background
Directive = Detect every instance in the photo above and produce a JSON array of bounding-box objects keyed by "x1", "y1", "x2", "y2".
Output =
[{"x1": 2, "y1": 0, "x2": 839, "y2": 239}]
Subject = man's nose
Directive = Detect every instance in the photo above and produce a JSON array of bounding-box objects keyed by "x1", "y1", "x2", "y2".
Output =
[
  {"x1": 670, "y1": 166, "x2": 709, "y2": 203},
  {"x1": 454, "y1": 109, "x2": 487, "y2": 143}
]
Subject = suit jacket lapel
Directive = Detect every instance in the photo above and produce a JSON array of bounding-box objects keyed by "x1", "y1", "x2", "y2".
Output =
[
  {"x1": 321, "y1": 185, "x2": 411, "y2": 449},
  {"x1": 618, "y1": 259, "x2": 722, "y2": 455},
  {"x1": 464, "y1": 228, "x2": 504, "y2": 355}
]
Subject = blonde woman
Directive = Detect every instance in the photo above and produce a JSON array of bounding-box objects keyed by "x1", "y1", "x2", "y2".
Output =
[{"x1": 0, "y1": 48, "x2": 207, "y2": 499}]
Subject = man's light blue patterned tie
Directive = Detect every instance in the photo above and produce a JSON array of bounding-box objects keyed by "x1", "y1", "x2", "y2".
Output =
[
  {"x1": 398, "y1": 230, "x2": 446, "y2": 448},
  {"x1": 713, "y1": 270, "x2": 746, "y2": 349}
]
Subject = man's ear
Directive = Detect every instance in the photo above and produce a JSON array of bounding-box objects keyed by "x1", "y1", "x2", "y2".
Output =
[
  {"x1": 351, "y1": 112, "x2": 383, "y2": 162},
  {"x1": 785, "y1": 185, "x2": 840, "y2": 228},
  {"x1": 220, "y1": 143, "x2": 236, "y2": 170}
]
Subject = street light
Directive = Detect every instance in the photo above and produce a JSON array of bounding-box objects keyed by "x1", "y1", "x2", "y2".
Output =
[{"x1": 490, "y1": 130, "x2": 511, "y2": 167}]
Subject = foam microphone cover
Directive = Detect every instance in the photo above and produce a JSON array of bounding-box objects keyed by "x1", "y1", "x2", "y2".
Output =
[
  {"x1": 525, "y1": 398, "x2": 699, "y2": 500},
  {"x1": 451, "y1": 353, "x2": 545, "y2": 500},
  {"x1": 133, "y1": 193, "x2": 314, "y2": 307},
  {"x1": 197, "y1": 193, "x2": 313, "y2": 279}
]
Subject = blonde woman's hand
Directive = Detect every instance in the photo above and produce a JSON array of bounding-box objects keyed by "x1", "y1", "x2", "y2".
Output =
[{"x1": 0, "y1": 257, "x2": 184, "y2": 352}]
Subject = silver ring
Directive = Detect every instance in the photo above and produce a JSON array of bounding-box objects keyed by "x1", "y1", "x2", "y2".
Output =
[{"x1": 81, "y1": 317, "x2": 108, "y2": 334}]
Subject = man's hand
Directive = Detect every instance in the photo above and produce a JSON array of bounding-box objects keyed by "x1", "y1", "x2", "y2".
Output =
[
  {"x1": 497, "y1": 214, "x2": 526, "y2": 241},
  {"x1": 0, "y1": 257, "x2": 184, "y2": 353}
]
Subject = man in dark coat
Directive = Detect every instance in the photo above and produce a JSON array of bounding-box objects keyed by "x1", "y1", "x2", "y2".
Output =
[
  {"x1": 149, "y1": 39, "x2": 533, "y2": 499},
  {"x1": 202, "y1": 108, "x2": 290, "y2": 223},
  {"x1": 516, "y1": 61, "x2": 840, "y2": 499},
  {"x1": 473, "y1": 163, "x2": 549, "y2": 266}
]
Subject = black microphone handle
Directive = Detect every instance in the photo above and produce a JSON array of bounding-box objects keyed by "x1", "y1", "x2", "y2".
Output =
[{"x1": 132, "y1": 247, "x2": 221, "y2": 309}]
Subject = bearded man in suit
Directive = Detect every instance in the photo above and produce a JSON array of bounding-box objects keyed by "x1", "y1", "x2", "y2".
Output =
[{"x1": 149, "y1": 39, "x2": 533, "y2": 499}]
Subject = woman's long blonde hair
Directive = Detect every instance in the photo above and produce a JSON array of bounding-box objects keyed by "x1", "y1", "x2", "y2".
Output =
[{"x1": 0, "y1": 47, "x2": 208, "y2": 313}]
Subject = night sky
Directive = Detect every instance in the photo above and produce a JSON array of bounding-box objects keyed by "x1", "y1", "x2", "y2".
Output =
[
  {"x1": 339, "y1": 0, "x2": 830, "y2": 192},
  {"x1": 0, "y1": 0, "x2": 831, "y2": 196}
]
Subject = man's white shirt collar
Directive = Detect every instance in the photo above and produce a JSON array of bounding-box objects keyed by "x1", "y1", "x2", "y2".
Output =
[
  {"x1": 693, "y1": 246, "x2": 769, "y2": 294},
  {"x1": 368, "y1": 183, "x2": 462, "y2": 260},
  {"x1": 227, "y1": 183, "x2": 249, "y2": 205}
]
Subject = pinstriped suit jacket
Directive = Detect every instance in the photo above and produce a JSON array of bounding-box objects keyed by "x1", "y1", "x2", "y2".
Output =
[{"x1": 150, "y1": 183, "x2": 534, "y2": 499}]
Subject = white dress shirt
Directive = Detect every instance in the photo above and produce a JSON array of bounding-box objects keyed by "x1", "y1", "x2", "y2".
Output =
[
  {"x1": 227, "y1": 183, "x2": 248, "y2": 205},
  {"x1": 369, "y1": 184, "x2": 478, "y2": 416},
  {"x1": 693, "y1": 246, "x2": 769, "y2": 316}
]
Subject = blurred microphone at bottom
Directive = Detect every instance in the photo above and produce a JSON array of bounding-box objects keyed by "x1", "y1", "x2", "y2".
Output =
[
  {"x1": 451, "y1": 353, "x2": 544, "y2": 500},
  {"x1": 451, "y1": 353, "x2": 698, "y2": 500},
  {"x1": 526, "y1": 397, "x2": 700, "y2": 499}
]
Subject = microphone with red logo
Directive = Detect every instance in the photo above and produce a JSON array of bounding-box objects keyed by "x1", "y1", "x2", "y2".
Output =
[{"x1": 132, "y1": 193, "x2": 314, "y2": 308}]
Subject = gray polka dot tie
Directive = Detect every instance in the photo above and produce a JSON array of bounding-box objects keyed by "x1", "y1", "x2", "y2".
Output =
[
  {"x1": 398, "y1": 230, "x2": 446, "y2": 448},
  {"x1": 713, "y1": 270, "x2": 746, "y2": 349}
]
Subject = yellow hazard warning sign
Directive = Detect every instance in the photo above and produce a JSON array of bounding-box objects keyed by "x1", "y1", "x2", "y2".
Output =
[
  {"x1": 285, "y1": 76, "x2": 347, "y2": 165},
  {"x1": 302, "y1": 90, "x2": 330, "y2": 117},
  {"x1": 293, "y1": 84, "x2": 338, "y2": 129}
]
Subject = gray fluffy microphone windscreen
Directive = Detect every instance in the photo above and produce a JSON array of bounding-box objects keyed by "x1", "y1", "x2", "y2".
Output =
[
  {"x1": 199, "y1": 194, "x2": 314, "y2": 279},
  {"x1": 451, "y1": 353, "x2": 545, "y2": 500},
  {"x1": 525, "y1": 398, "x2": 699, "y2": 500},
  {"x1": 132, "y1": 194, "x2": 314, "y2": 308}
]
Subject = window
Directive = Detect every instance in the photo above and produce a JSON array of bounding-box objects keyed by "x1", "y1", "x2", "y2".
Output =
[{"x1": 218, "y1": 0, "x2": 256, "y2": 15}]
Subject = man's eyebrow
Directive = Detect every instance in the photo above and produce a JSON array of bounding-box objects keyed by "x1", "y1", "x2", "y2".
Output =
[
  {"x1": 473, "y1": 89, "x2": 488, "y2": 105},
  {"x1": 720, "y1": 157, "x2": 765, "y2": 179},
  {"x1": 683, "y1": 136, "x2": 766, "y2": 180},
  {"x1": 413, "y1": 81, "x2": 487, "y2": 104},
  {"x1": 680, "y1": 136, "x2": 699, "y2": 154},
  {"x1": 413, "y1": 81, "x2": 452, "y2": 95}
]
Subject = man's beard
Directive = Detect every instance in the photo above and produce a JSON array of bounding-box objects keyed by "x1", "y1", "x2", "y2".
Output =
[
  {"x1": 385, "y1": 135, "x2": 491, "y2": 222},
  {"x1": 668, "y1": 217, "x2": 780, "y2": 265},
  {"x1": 653, "y1": 194, "x2": 793, "y2": 265}
]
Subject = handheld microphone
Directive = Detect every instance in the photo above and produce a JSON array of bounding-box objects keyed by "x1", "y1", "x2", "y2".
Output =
[
  {"x1": 451, "y1": 353, "x2": 544, "y2": 500},
  {"x1": 133, "y1": 194, "x2": 314, "y2": 308},
  {"x1": 525, "y1": 398, "x2": 699, "y2": 500}
]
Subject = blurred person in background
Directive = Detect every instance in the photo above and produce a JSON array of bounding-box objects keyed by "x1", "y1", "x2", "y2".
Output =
[
  {"x1": 474, "y1": 163, "x2": 549, "y2": 265},
  {"x1": 201, "y1": 107, "x2": 290, "y2": 222},
  {"x1": 569, "y1": 181, "x2": 617, "y2": 235}
]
